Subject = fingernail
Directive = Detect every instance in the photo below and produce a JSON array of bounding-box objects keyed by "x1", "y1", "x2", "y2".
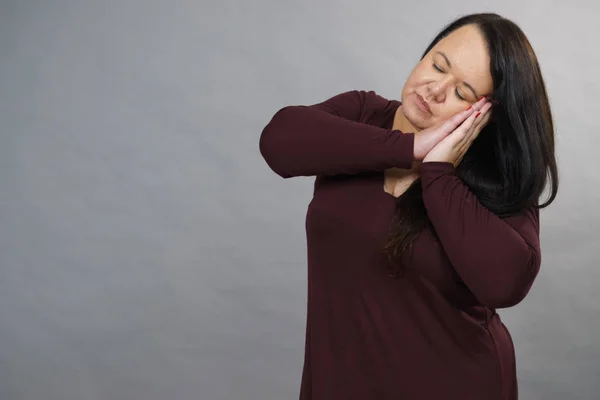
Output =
[
  {"x1": 466, "y1": 105, "x2": 472, "y2": 110},
  {"x1": 476, "y1": 112, "x2": 481, "y2": 117}
]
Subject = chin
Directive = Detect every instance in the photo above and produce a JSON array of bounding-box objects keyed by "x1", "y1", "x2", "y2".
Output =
[{"x1": 405, "y1": 108, "x2": 430, "y2": 131}]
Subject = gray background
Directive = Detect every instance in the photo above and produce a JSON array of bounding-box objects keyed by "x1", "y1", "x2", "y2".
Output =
[{"x1": 1, "y1": 0, "x2": 598, "y2": 399}]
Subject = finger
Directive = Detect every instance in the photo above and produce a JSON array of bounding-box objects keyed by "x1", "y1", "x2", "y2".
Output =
[
  {"x1": 471, "y1": 96, "x2": 489, "y2": 111},
  {"x1": 466, "y1": 102, "x2": 492, "y2": 131},
  {"x1": 449, "y1": 109, "x2": 480, "y2": 150},
  {"x1": 471, "y1": 103, "x2": 493, "y2": 131},
  {"x1": 477, "y1": 111, "x2": 492, "y2": 131},
  {"x1": 459, "y1": 104, "x2": 492, "y2": 152},
  {"x1": 478, "y1": 101, "x2": 493, "y2": 116},
  {"x1": 453, "y1": 96, "x2": 488, "y2": 123},
  {"x1": 437, "y1": 98, "x2": 489, "y2": 136},
  {"x1": 458, "y1": 106, "x2": 481, "y2": 135},
  {"x1": 440, "y1": 106, "x2": 476, "y2": 133}
]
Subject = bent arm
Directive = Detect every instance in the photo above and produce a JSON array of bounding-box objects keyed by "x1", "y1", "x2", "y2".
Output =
[
  {"x1": 259, "y1": 90, "x2": 415, "y2": 178},
  {"x1": 420, "y1": 162, "x2": 542, "y2": 309}
]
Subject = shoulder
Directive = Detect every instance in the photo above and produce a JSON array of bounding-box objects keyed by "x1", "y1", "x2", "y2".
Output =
[
  {"x1": 323, "y1": 89, "x2": 398, "y2": 108},
  {"x1": 358, "y1": 90, "x2": 401, "y2": 126},
  {"x1": 354, "y1": 89, "x2": 398, "y2": 109},
  {"x1": 309, "y1": 89, "x2": 401, "y2": 127}
]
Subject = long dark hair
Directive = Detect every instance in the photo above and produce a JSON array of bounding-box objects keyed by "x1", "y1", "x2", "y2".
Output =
[{"x1": 383, "y1": 13, "x2": 559, "y2": 276}]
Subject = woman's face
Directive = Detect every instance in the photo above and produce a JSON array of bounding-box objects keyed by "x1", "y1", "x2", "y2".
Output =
[{"x1": 400, "y1": 24, "x2": 494, "y2": 131}]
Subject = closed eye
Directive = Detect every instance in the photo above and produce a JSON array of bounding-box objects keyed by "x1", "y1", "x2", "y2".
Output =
[{"x1": 433, "y1": 63, "x2": 467, "y2": 101}]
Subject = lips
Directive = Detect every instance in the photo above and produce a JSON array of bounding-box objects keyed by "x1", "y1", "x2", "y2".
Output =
[{"x1": 416, "y1": 94, "x2": 431, "y2": 113}]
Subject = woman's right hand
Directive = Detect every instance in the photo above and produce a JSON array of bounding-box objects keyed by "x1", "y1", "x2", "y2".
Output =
[{"x1": 413, "y1": 97, "x2": 488, "y2": 160}]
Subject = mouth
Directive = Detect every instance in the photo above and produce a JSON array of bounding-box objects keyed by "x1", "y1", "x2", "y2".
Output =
[{"x1": 415, "y1": 94, "x2": 431, "y2": 113}]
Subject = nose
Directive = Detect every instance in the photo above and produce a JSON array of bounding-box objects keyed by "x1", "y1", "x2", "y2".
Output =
[{"x1": 427, "y1": 76, "x2": 453, "y2": 102}]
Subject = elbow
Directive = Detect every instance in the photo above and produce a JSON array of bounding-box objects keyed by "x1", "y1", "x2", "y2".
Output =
[
  {"x1": 259, "y1": 127, "x2": 291, "y2": 178},
  {"x1": 258, "y1": 106, "x2": 296, "y2": 179},
  {"x1": 477, "y1": 247, "x2": 541, "y2": 309},
  {"x1": 479, "y1": 282, "x2": 535, "y2": 309}
]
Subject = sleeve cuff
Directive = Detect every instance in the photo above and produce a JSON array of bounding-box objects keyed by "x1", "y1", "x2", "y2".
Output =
[
  {"x1": 385, "y1": 130, "x2": 415, "y2": 170},
  {"x1": 420, "y1": 161, "x2": 456, "y2": 191},
  {"x1": 420, "y1": 161, "x2": 455, "y2": 172}
]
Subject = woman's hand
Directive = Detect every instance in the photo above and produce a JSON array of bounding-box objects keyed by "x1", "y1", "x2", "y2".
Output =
[{"x1": 421, "y1": 98, "x2": 493, "y2": 166}]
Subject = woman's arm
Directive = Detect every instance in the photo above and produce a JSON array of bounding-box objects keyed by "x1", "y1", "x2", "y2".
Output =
[
  {"x1": 420, "y1": 162, "x2": 542, "y2": 309},
  {"x1": 259, "y1": 90, "x2": 415, "y2": 178}
]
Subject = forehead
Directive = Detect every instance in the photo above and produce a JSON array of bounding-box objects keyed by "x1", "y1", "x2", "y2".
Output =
[{"x1": 430, "y1": 25, "x2": 493, "y2": 92}]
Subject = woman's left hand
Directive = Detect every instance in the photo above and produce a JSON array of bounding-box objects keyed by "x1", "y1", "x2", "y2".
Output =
[{"x1": 422, "y1": 99, "x2": 493, "y2": 167}]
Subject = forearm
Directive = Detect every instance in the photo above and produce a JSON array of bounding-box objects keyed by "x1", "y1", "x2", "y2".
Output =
[
  {"x1": 259, "y1": 90, "x2": 415, "y2": 178},
  {"x1": 420, "y1": 162, "x2": 541, "y2": 308}
]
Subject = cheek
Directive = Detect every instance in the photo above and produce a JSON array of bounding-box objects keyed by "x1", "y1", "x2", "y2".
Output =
[
  {"x1": 404, "y1": 65, "x2": 428, "y2": 87},
  {"x1": 437, "y1": 105, "x2": 466, "y2": 122}
]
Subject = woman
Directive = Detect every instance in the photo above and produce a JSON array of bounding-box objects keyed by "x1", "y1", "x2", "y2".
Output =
[{"x1": 259, "y1": 12, "x2": 558, "y2": 400}]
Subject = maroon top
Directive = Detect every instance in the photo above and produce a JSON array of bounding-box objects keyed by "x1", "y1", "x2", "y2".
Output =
[{"x1": 259, "y1": 90, "x2": 541, "y2": 400}]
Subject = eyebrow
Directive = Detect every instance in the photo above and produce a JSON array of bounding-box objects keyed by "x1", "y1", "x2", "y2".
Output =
[{"x1": 435, "y1": 51, "x2": 480, "y2": 99}]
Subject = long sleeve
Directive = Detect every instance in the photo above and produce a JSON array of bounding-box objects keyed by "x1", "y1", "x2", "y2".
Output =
[
  {"x1": 420, "y1": 161, "x2": 542, "y2": 309},
  {"x1": 259, "y1": 90, "x2": 415, "y2": 178}
]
